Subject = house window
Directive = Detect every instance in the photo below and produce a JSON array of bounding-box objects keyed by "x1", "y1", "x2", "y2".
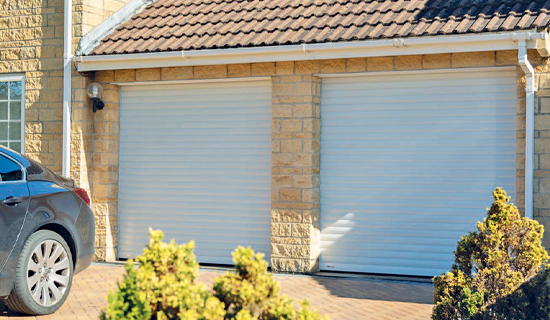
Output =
[{"x1": 0, "y1": 76, "x2": 25, "y2": 153}]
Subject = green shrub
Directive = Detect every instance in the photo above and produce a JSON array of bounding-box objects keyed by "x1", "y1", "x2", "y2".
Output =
[
  {"x1": 432, "y1": 188, "x2": 550, "y2": 320},
  {"x1": 213, "y1": 247, "x2": 328, "y2": 320},
  {"x1": 100, "y1": 229, "x2": 225, "y2": 320},
  {"x1": 472, "y1": 265, "x2": 550, "y2": 320},
  {"x1": 101, "y1": 230, "x2": 327, "y2": 320}
]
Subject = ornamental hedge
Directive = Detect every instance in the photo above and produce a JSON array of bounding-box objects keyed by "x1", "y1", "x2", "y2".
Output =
[
  {"x1": 100, "y1": 229, "x2": 327, "y2": 320},
  {"x1": 432, "y1": 188, "x2": 550, "y2": 320}
]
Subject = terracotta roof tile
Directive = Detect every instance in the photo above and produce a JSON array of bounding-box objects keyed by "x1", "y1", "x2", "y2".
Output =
[{"x1": 91, "y1": 0, "x2": 550, "y2": 55}]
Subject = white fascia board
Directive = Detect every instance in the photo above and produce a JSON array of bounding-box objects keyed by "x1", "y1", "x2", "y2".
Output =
[
  {"x1": 77, "y1": 30, "x2": 547, "y2": 72},
  {"x1": 78, "y1": 0, "x2": 155, "y2": 56}
]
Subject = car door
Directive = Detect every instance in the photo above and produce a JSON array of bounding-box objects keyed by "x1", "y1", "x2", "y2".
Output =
[{"x1": 0, "y1": 153, "x2": 30, "y2": 272}]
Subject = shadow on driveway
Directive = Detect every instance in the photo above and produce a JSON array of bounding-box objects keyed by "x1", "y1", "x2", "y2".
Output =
[
  {"x1": 311, "y1": 275, "x2": 433, "y2": 303},
  {"x1": 275, "y1": 273, "x2": 435, "y2": 320}
]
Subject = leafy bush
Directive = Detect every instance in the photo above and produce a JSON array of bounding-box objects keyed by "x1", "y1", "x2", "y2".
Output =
[
  {"x1": 101, "y1": 230, "x2": 327, "y2": 320},
  {"x1": 213, "y1": 247, "x2": 327, "y2": 320},
  {"x1": 472, "y1": 265, "x2": 550, "y2": 320},
  {"x1": 100, "y1": 229, "x2": 225, "y2": 320},
  {"x1": 432, "y1": 188, "x2": 550, "y2": 320}
]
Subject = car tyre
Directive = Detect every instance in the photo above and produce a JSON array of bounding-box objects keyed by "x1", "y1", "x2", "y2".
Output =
[{"x1": 6, "y1": 230, "x2": 74, "y2": 315}]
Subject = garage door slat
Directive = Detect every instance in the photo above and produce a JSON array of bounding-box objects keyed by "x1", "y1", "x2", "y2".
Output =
[
  {"x1": 322, "y1": 92, "x2": 517, "y2": 105},
  {"x1": 322, "y1": 99, "x2": 516, "y2": 111}
]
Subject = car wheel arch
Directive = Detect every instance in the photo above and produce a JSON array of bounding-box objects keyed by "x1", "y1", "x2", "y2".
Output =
[{"x1": 35, "y1": 223, "x2": 77, "y2": 269}]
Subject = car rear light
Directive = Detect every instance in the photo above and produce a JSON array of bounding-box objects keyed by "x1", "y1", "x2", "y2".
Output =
[{"x1": 74, "y1": 188, "x2": 91, "y2": 206}]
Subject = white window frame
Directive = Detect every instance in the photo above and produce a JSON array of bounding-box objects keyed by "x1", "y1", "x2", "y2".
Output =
[{"x1": 0, "y1": 74, "x2": 25, "y2": 154}]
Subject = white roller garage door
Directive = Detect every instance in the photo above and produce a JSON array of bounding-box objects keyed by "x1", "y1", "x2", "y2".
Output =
[
  {"x1": 118, "y1": 79, "x2": 272, "y2": 264},
  {"x1": 320, "y1": 68, "x2": 517, "y2": 277}
]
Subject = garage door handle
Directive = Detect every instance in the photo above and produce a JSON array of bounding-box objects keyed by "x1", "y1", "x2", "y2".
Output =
[{"x1": 3, "y1": 196, "x2": 22, "y2": 206}]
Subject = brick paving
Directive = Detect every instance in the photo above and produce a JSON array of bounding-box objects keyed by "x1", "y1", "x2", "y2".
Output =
[{"x1": 0, "y1": 264, "x2": 434, "y2": 320}]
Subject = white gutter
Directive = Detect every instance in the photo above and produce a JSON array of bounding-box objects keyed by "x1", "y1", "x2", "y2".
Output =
[
  {"x1": 79, "y1": 31, "x2": 543, "y2": 72},
  {"x1": 514, "y1": 33, "x2": 544, "y2": 220},
  {"x1": 62, "y1": 0, "x2": 72, "y2": 177}
]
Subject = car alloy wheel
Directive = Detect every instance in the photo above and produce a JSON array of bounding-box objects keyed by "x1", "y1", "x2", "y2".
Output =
[{"x1": 26, "y1": 239, "x2": 71, "y2": 307}]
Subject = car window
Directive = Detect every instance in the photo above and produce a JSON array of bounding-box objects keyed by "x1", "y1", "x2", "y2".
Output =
[
  {"x1": 26, "y1": 158, "x2": 43, "y2": 176},
  {"x1": 0, "y1": 154, "x2": 23, "y2": 181}
]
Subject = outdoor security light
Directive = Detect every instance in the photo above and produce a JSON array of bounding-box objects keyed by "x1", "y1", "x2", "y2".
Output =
[{"x1": 87, "y1": 82, "x2": 104, "y2": 113}]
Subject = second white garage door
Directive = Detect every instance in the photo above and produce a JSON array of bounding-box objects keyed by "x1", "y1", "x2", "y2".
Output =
[
  {"x1": 320, "y1": 68, "x2": 517, "y2": 277},
  {"x1": 118, "y1": 79, "x2": 272, "y2": 264}
]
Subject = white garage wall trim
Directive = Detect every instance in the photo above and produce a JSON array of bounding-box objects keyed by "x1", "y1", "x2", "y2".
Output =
[
  {"x1": 319, "y1": 67, "x2": 517, "y2": 277},
  {"x1": 118, "y1": 79, "x2": 272, "y2": 265}
]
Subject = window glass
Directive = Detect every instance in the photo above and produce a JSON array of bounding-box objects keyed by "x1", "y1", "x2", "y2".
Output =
[
  {"x1": 0, "y1": 83, "x2": 7, "y2": 100},
  {"x1": 9, "y1": 101, "x2": 21, "y2": 120},
  {"x1": 26, "y1": 158, "x2": 43, "y2": 176},
  {"x1": 9, "y1": 142, "x2": 21, "y2": 152},
  {"x1": 0, "y1": 80, "x2": 24, "y2": 153},
  {"x1": 0, "y1": 102, "x2": 7, "y2": 120},
  {"x1": 0, "y1": 155, "x2": 23, "y2": 181},
  {"x1": 9, "y1": 82, "x2": 21, "y2": 100},
  {"x1": 0, "y1": 123, "x2": 6, "y2": 140},
  {"x1": 9, "y1": 122, "x2": 21, "y2": 140}
]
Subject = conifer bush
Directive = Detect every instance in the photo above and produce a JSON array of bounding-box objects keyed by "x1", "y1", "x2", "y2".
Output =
[
  {"x1": 100, "y1": 229, "x2": 225, "y2": 320},
  {"x1": 213, "y1": 247, "x2": 328, "y2": 320},
  {"x1": 432, "y1": 188, "x2": 550, "y2": 320},
  {"x1": 100, "y1": 230, "x2": 327, "y2": 320}
]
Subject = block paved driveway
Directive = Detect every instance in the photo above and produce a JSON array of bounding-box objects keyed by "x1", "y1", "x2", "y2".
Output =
[{"x1": 0, "y1": 264, "x2": 434, "y2": 320}]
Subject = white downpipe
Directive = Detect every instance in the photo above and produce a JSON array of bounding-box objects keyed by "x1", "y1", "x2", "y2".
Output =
[
  {"x1": 62, "y1": 0, "x2": 72, "y2": 177},
  {"x1": 518, "y1": 40, "x2": 536, "y2": 219}
]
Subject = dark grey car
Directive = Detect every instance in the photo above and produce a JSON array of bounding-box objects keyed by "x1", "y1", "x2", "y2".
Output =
[{"x1": 0, "y1": 146, "x2": 95, "y2": 315}]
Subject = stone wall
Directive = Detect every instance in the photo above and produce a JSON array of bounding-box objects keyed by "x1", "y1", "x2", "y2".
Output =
[
  {"x1": 91, "y1": 51, "x2": 550, "y2": 271},
  {"x1": 13, "y1": 0, "x2": 549, "y2": 274},
  {"x1": 75, "y1": 0, "x2": 130, "y2": 262},
  {"x1": 0, "y1": 0, "x2": 64, "y2": 172},
  {"x1": 80, "y1": 0, "x2": 130, "y2": 36},
  {"x1": 0, "y1": 0, "x2": 130, "y2": 261},
  {"x1": 271, "y1": 67, "x2": 322, "y2": 273},
  {"x1": 533, "y1": 52, "x2": 550, "y2": 250},
  {"x1": 89, "y1": 71, "x2": 120, "y2": 261}
]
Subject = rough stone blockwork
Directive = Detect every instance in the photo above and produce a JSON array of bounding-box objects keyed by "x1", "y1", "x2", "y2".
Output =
[
  {"x1": 0, "y1": 0, "x2": 65, "y2": 172},
  {"x1": 90, "y1": 70, "x2": 120, "y2": 261},
  {"x1": 533, "y1": 51, "x2": 550, "y2": 250},
  {"x1": 77, "y1": 0, "x2": 131, "y2": 262},
  {"x1": 270, "y1": 62, "x2": 322, "y2": 273},
  {"x1": 0, "y1": 0, "x2": 130, "y2": 261}
]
